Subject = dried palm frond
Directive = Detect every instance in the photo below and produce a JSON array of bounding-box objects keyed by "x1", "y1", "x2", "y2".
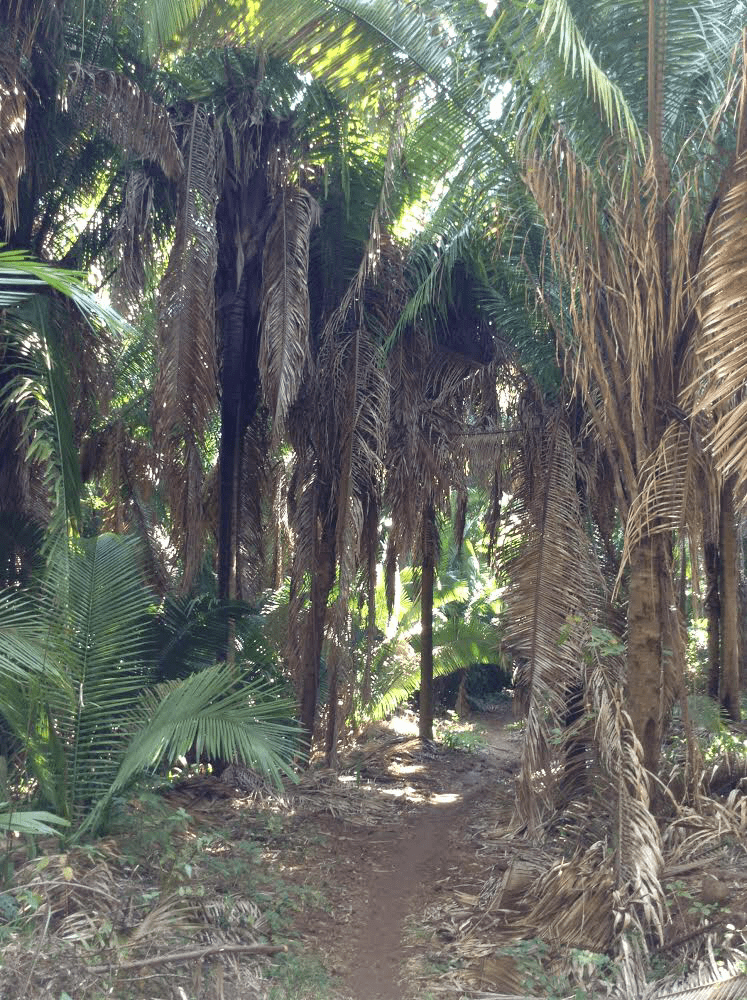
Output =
[
  {"x1": 385, "y1": 333, "x2": 476, "y2": 573},
  {"x1": 109, "y1": 169, "x2": 155, "y2": 311},
  {"x1": 644, "y1": 971, "x2": 747, "y2": 1000},
  {"x1": 691, "y1": 145, "x2": 747, "y2": 492},
  {"x1": 67, "y1": 63, "x2": 183, "y2": 181},
  {"x1": 0, "y1": 54, "x2": 26, "y2": 237},
  {"x1": 153, "y1": 105, "x2": 218, "y2": 590},
  {"x1": 237, "y1": 415, "x2": 269, "y2": 602},
  {"x1": 259, "y1": 187, "x2": 319, "y2": 439},
  {"x1": 503, "y1": 411, "x2": 602, "y2": 834},
  {"x1": 585, "y1": 643, "x2": 665, "y2": 944},
  {"x1": 618, "y1": 421, "x2": 716, "y2": 591}
]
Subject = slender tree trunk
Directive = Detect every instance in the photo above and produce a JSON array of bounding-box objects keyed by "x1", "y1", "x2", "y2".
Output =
[
  {"x1": 627, "y1": 534, "x2": 666, "y2": 773},
  {"x1": 678, "y1": 535, "x2": 687, "y2": 619},
  {"x1": 325, "y1": 659, "x2": 339, "y2": 764},
  {"x1": 739, "y1": 575, "x2": 747, "y2": 688},
  {"x1": 719, "y1": 478, "x2": 741, "y2": 721},
  {"x1": 299, "y1": 516, "x2": 336, "y2": 743},
  {"x1": 419, "y1": 510, "x2": 435, "y2": 741},
  {"x1": 704, "y1": 538, "x2": 721, "y2": 700}
]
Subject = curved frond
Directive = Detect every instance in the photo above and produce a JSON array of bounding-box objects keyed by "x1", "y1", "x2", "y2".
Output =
[
  {"x1": 691, "y1": 143, "x2": 747, "y2": 492},
  {"x1": 618, "y1": 421, "x2": 714, "y2": 588},
  {"x1": 511, "y1": 0, "x2": 643, "y2": 148},
  {"x1": 67, "y1": 64, "x2": 183, "y2": 181},
  {"x1": 112, "y1": 664, "x2": 300, "y2": 798}
]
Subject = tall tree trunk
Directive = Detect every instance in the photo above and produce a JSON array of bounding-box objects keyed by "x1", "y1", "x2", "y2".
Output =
[
  {"x1": 627, "y1": 534, "x2": 666, "y2": 773},
  {"x1": 719, "y1": 477, "x2": 741, "y2": 721},
  {"x1": 678, "y1": 535, "x2": 687, "y2": 619},
  {"x1": 299, "y1": 516, "x2": 336, "y2": 743},
  {"x1": 419, "y1": 508, "x2": 435, "y2": 741},
  {"x1": 704, "y1": 538, "x2": 721, "y2": 700},
  {"x1": 325, "y1": 658, "x2": 339, "y2": 764}
]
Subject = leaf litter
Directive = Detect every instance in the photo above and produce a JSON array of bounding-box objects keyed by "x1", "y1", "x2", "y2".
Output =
[{"x1": 0, "y1": 707, "x2": 746, "y2": 999}]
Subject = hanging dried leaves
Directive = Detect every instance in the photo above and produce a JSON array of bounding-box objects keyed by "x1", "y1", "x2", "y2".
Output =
[
  {"x1": 0, "y1": 55, "x2": 26, "y2": 237},
  {"x1": 153, "y1": 105, "x2": 218, "y2": 590},
  {"x1": 67, "y1": 64, "x2": 183, "y2": 181},
  {"x1": 259, "y1": 187, "x2": 319, "y2": 439}
]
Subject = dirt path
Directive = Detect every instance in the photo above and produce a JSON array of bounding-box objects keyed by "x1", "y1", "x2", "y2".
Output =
[{"x1": 305, "y1": 708, "x2": 522, "y2": 1000}]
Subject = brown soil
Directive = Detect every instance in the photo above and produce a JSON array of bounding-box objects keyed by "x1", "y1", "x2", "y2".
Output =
[
  {"x1": 287, "y1": 706, "x2": 522, "y2": 1000},
  {"x1": 0, "y1": 706, "x2": 523, "y2": 1000}
]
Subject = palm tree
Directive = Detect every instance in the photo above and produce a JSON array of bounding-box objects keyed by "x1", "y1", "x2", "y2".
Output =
[
  {"x1": 234, "y1": 0, "x2": 747, "y2": 770},
  {"x1": 0, "y1": 531, "x2": 299, "y2": 838}
]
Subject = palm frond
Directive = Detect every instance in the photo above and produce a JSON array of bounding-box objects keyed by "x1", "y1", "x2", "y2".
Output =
[
  {"x1": 0, "y1": 247, "x2": 132, "y2": 332},
  {"x1": 585, "y1": 638, "x2": 665, "y2": 945},
  {"x1": 1, "y1": 299, "x2": 83, "y2": 534},
  {"x1": 259, "y1": 187, "x2": 319, "y2": 438},
  {"x1": 503, "y1": 412, "x2": 602, "y2": 833},
  {"x1": 0, "y1": 807, "x2": 68, "y2": 836},
  {"x1": 111, "y1": 664, "x2": 299, "y2": 799},
  {"x1": 138, "y1": 0, "x2": 211, "y2": 58},
  {"x1": 153, "y1": 104, "x2": 218, "y2": 587},
  {"x1": 646, "y1": 972, "x2": 747, "y2": 1000},
  {"x1": 0, "y1": 591, "x2": 55, "y2": 683},
  {"x1": 618, "y1": 422, "x2": 714, "y2": 589},
  {"x1": 691, "y1": 143, "x2": 747, "y2": 492},
  {"x1": 0, "y1": 48, "x2": 26, "y2": 236},
  {"x1": 510, "y1": 0, "x2": 643, "y2": 148},
  {"x1": 67, "y1": 64, "x2": 183, "y2": 181}
]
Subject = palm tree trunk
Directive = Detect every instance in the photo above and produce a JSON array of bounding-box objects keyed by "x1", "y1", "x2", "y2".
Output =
[
  {"x1": 299, "y1": 516, "x2": 336, "y2": 743},
  {"x1": 419, "y1": 507, "x2": 435, "y2": 741},
  {"x1": 325, "y1": 659, "x2": 339, "y2": 763},
  {"x1": 704, "y1": 538, "x2": 721, "y2": 700},
  {"x1": 627, "y1": 534, "x2": 666, "y2": 772},
  {"x1": 719, "y1": 477, "x2": 741, "y2": 721}
]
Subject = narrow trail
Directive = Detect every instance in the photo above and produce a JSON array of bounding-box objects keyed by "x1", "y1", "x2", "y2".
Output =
[{"x1": 307, "y1": 708, "x2": 521, "y2": 1000}]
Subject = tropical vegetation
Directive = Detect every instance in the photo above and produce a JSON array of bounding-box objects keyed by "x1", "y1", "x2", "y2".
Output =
[{"x1": 2, "y1": 0, "x2": 747, "y2": 996}]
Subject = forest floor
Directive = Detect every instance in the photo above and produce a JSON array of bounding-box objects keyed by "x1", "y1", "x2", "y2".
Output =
[
  {"x1": 0, "y1": 703, "x2": 526, "y2": 1000},
  {"x1": 3, "y1": 701, "x2": 747, "y2": 999}
]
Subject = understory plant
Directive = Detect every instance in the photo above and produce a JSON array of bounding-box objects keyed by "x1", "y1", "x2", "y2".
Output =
[{"x1": 0, "y1": 532, "x2": 299, "y2": 840}]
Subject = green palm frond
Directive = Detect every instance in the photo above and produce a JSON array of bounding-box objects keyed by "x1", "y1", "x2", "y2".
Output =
[
  {"x1": 502, "y1": 0, "x2": 643, "y2": 149},
  {"x1": 0, "y1": 247, "x2": 132, "y2": 333},
  {"x1": 46, "y1": 534, "x2": 155, "y2": 818},
  {"x1": 112, "y1": 664, "x2": 299, "y2": 796},
  {"x1": 0, "y1": 807, "x2": 69, "y2": 836},
  {"x1": 0, "y1": 592, "x2": 55, "y2": 683},
  {"x1": 0, "y1": 532, "x2": 298, "y2": 838},
  {"x1": 137, "y1": 0, "x2": 211, "y2": 58},
  {"x1": 1, "y1": 299, "x2": 83, "y2": 535}
]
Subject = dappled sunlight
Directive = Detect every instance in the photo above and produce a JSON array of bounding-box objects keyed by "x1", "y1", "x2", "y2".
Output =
[
  {"x1": 385, "y1": 714, "x2": 420, "y2": 737},
  {"x1": 387, "y1": 762, "x2": 423, "y2": 776}
]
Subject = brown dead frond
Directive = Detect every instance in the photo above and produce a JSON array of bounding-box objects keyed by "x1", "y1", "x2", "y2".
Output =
[
  {"x1": 153, "y1": 104, "x2": 218, "y2": 590},
  {"x1": 503, "y1": 409, "x2": 603, "y2": 835},
  {"x1": 618, "y1": 421, "x2": 715, "y2": 593},
  {"x1": 690, "y1": 144, "x2": 747, "y2": 495},
  {"x1": 67, "y1": 63, "x2": 183, "y2": 181},
  {"x1": 109, "y1": 169, "x2": 156, "y2": 311},
  {"x1": 0, "y1": 55, "x2": 26, "y2": 237},
  {"x1": 259, "y1": 186, "x2": 319, "y2": 440}
]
